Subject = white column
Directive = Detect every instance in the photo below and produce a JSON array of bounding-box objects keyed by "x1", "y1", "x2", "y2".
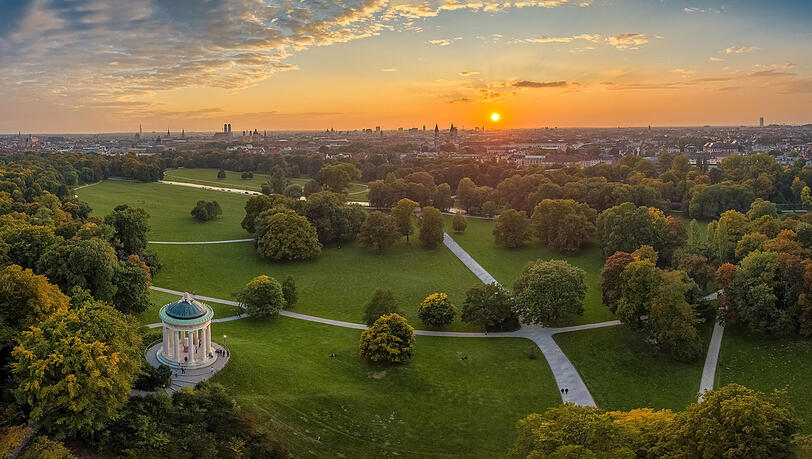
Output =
[
  {"x1": 187, "y1": 331, "x2": 194, "y2": 363},
  {"x1": 173, "y1": 330, "x2": 180, "y2": 363},
  {"x1": 206, "y1": 325, "x2": 212, "y2": 355},
  {"x1": 168, "y1": 329, "x2": 175, "y2": 359},
  {"x1": 162, "y1": 326, "x2": 168, "y2": 356}
]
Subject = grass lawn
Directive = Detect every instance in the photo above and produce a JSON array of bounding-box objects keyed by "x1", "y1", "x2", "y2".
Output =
[
  {"x1": 445, "y1": 215, "x2": 614, "y2": 325},
  {"x1": 164, "y1": 168, "x2": 368, "y2": 200},
  {"x1": 554, "y1": 323, "x2": 713, "y2": 411},
  {"x1": 77, "y1": 180, "x2": 250, "y2": 241},
  {"x1": 717, "y1": 329, "x2": 812, "y2": 433},
  {"x1": 138, "y1": 288, "x2": 241, "y2": 326},
  {"x1": 150, "y1": 239, "x2": 482, "y2": 331},
  {"x1": 210, "y1": 317, "x2": 559, "y2": 457}
]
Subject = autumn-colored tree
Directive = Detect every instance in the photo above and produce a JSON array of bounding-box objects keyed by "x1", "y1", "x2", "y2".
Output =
[
  {"x1": 12, "y1": 298, "x2": 142, "y2": 438},
  {"x1": 677, "y1": 253, "x2": 714, "y2": 291},
  {"x1": 418, "y1": 292, "x2": 456, "y2": 328},
  {"x1": 359, "y1": 313, "x2": 415, "y2": 363},
  {"x1": 616, "y1": 259, "x2": 661, "y2": 329},
  {"x1": 0, "y1": 265, "x2": 69, "y2": 348},
  {"x1": 531, "y1": 199, "x2": 596, "y2": 253},
  {"x1": 649, "y1": 271, "x2": 703, "y2": 361}
]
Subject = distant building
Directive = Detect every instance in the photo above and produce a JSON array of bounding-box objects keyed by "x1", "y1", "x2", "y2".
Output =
[{"x1": 760, "y1": 117, "x2": 765, "y2": 127}]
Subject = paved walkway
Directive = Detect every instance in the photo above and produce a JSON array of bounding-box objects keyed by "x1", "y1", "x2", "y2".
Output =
[
  {"x1": 442, "y1": 233, "x2": 498, "y2": 285},
  {"x1": 141, "y1": 342, "x2": 231, "y2": 394},
  {"x1": 697, "y1": 289, "x2": 726, "y2": 401},
  {"x1": 160, "y1": 180, "x2": 262, "y2": 195}
]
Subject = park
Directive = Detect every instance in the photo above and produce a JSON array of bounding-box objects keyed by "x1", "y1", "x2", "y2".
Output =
[{"x1": 65, "y1": 167, "x2": 812, "y2": 456}]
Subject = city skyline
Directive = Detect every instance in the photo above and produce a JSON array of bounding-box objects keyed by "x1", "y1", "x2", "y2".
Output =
[{"x1": 0, "y1": 0, "x2": 810, "y2": 133}]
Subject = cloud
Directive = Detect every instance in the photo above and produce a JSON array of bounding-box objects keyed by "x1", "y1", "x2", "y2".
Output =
[
  {"x1": 380, "y1": 68, "x2": 398, "y2": 72},
  {"x1": 726, "y1": 45, "x2": 759, "y2": 54},
  {"x1": 605, "y1": 33, "x2": 651, "y2": 50},
  {"x1": 516, "y1": 33, "x2": 600, "y2": 44},
  {"x1": 512, "y1": 80, "x2": 568, "y2": 88},
  {"x1": 428, "y1": 39, "x2": 452, "y2": 46},
  {"x1": 710, "y1": 57, "x2": 725, "y2": 62},
  {"x1": 459, "y1": 71, "x2": 480, "y2": 76}
]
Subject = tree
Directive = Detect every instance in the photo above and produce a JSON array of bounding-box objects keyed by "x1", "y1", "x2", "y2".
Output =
[
  {"x1": 300, "y1": 191, "x2": 365, "y2": 244},
  {"x1": 456, "y1": 177, "x2": 478, "y2": 211},
  {"x1": 0, "y1": 223, "x2": 60, "y2": 270},
  {"x1": 236, "y1": 275, "x2": 286, "y2": 319},
  {"x1": 255, "y1": 210, "x2": 321, "y2": 261},
  {"x1": 451, "y1": 211, "x2": 467, "y2": 233},
  {"x1": 217, "y1": 169, "x2": 226, "y2": 179},
  {"x1": 649, "y1": 270, "x2": 703, "y2": 361},
  {"x1": 747, "y1": 198, "x2": 778, "y2": 220},
  {"x1": 112, "y1": 255, "x2": 152, "y2": 314},
  {"x1": 513, "y1": 259, "x2": 586, "y2": 325},
  {"x1": 362, "y1": 289, "x2": 400, "y2": 326},
  {"x1": 735, "y1": 232, "x2": 768, "y2": 260},
  {"x1": 266, "y1": 167, "x2": 289, "y2": 195},
  {"x1": 531, "y1": 199, "x2": 596, "y2": 253},
  {"x1": 662, "y1": 384, "x2": 798, "y2": 458},
  {"x1": 316, "y1": 163, "x2": 361, "y2": 192},
  {"x1": 12, "y1": 298, "x2": 142, "y2": 438},
  {"x1": 677, "y1": 253, "x2": 714, "y2": 291},
  {"x1": 190, "y1": 200, "x2": 222, "y2": 222},
  {"x1": 616, "y1": 259, "x2": 661, "y2": 329},
  {"x1": 600, "y1": 251, "x2": 635, "y2": 313},
  {"x1": 687, "y1": 219, "x2": 705, "y2": 253},
  {"x1": 0, "y1": 265, "x2": 69, "y2": 348},
  {"x1": 391, "y1": 198, "x2": 419, "y2": 242},
  {"x1": 418, "y1": 292, "x2": 456, "y2": 328},
  {"x1": 712, "y1": 210, "x2": 750, "y2": 263},
  {"x1": 241, "y1": 171, "x2": 254, "y2": 179},
  {"x1": 357, "y1": 211, "x2": 399, "y2": 253},
  {"x1": 359, "y1": 313, "x2": 415, "y2": 363},
  {"x1": 282, "y1": 275, "x2": 297, "y2": 307},
  {"x1": 434, "y1": 183, "x2": 453, "y2": 211},
  {"x1": 303, "y1": 179, "x2": 322, "y2": 196},
  {"x1": 493, "y1": 209, "x2": 530, "y2": 248},
  {"x1": 596, "y1": 202, "x2": 657, "y2": 257},
  {"x1": 241, "y1": 194, "x2": 295, "y2": 234},
  {"x1": 38, "y1": 238, "x2": 119, "y2": 302},
  {"x1": 284, "y1": 184, "x2": 303, "y2": 199},
  {"x1": 104, "y1": 204, "x2": 149, "y2": 256},
  {"x1": 461, "y1": 282, "x2": 518, "y2": 331},
  {"x1": 419, "y1": 206, "x2": 444, "y2": 249}
]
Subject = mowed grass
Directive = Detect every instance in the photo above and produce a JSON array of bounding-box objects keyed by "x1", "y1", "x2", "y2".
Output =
[
  {"x1": 445, "y1": 215, "x2": 614, "y2": 325},
  {"x1": 554, "y1": 323, "x2": 713, "y2": 411},
  {"x1": 150, "y1": 239, "x2": 483, "y2": 331},
  {"x1": 77, "y1": 180, "x2": 250, "y2": 241},
  {"x1": 163, "y1": 168, "x2": 309, "y2": 192},
  {"x1": 717, "y1": 329, "x2": 812, "y2": 433},
  {"x1": 164, "y1": 167, "x2": 368, "y2": 200},
  {"x1": 138, "y1": 288, "x2": 240, "y2": 326},
  {"x1": 210, "y1": 317, "x2": 560, "y2": 457}
]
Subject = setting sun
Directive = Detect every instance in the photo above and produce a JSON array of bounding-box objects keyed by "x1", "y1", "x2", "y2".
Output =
[{"x1": 491, "y1": 113, "x2": 500, "y2": 122}]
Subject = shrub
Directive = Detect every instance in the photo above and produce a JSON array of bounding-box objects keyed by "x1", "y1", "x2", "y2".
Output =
[
  {"x1": 190, "y1": 200, "x2": 222, "y2": 222},
  {"x1": 452, "y1": 211, "x2": 467, "y2": 233},
  {"x1": 236, "y1": 275, "x2": 286, "y2": 319},
  {"x1": 134, "y1": 364, "x2": 172, "y2": 391}
]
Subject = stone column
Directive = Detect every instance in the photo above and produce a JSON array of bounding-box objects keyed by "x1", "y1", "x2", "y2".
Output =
[
  {"x1": 187, "y1": 331, "x2": 195, "y2": 363},
  {"x1": 173, "y1": 330, "x2": 180, "y2": 363},
  {"x1": 162, "y1": 326, "x2": 168, "y2": 357},
  {"x1": 206, "y1": 325, "x2": 212, "y2": 355}
]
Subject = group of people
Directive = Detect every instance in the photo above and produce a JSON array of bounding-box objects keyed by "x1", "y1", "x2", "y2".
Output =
[
  {"x1": 217, "y1": 348, "x2": 229, "y2": 357},
  {"x1": 560, "y1": 388, "x2": 569, "y2": 396}
]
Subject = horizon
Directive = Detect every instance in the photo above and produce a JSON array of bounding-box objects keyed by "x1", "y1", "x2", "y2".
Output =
[{"x1": 1, "y1": 0, "x2": 810, "y2": 132}]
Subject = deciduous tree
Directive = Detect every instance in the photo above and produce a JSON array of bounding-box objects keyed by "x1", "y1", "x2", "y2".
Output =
[
  {"x1": 461, "y1": 282, "x2": 518, "y2": 331},
  {"x1": 255, "y1": 210, "x2": 321, "y2": 261},
  {"x1": 419, "y1": 206, "x2": 444, "y2": 249},
  {"x1": 357, "y1": 211, "x2": 399, "y2": 253},
  {"x1": 359, "y1": 313, "x2": 415, "y2": 363},
  {"x1": 513, "y1": 259, "x2": 586, "y2": 325},
  {"x1": 417, "y1": 292, "x2": 456, "y2": 328},
  {"x1": 493, "y1": 209, "x2": 530, "y2": 248},
  {"x1": 236, "y1": 275, "x2": 286, "y2": 319},
  {"x1": 391, "y1": 198, "x2": 418, "y2": 241},
  {"x1": 362, "y1": 289, "x2": 400, "y2": 326}
]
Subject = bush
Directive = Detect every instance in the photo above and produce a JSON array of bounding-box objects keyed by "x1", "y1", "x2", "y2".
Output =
[
  {"x1": 359, "y1": 313, "x2": 415, "y2": 363},
  {"x1": 22, "y1": 435, "x2": 75, "y2": 459},
  {"x1": 241, "y1": 171, "x2": 254, "y2": 179},
  {"x1": 282, "y1": 275, "x2": 297, "y2": 307},
  {"x1": 134, "y1": 364, "x2": 172, "y2": 391},
  {"x1": 363, "y1": 289, "x2": 400, "y2": 326},
  {"x1": 418, "y1": 292, "x2": 456, "y2": 328},
  {"x1": 217, "y1": 169, "x2": 226, "y2": 179}
]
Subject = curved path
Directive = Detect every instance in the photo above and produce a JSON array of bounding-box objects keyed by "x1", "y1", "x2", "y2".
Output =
[
  {"x1": 149, "y1": 238, "x2": 254, "y2": 245},
  {"x1": 160, "y1": 180, "x2": 262, "y2": 196}
]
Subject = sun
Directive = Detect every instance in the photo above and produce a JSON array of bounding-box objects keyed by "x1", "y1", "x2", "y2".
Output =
[{"x1": 490, "y1": 112, "x2": 500, "y2": 122}]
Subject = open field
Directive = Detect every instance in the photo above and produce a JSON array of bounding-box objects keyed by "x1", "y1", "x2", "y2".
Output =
[
  {"x1": 555, "y1": 323, "x2": 713, "y2": 412},
  {"x1": 444, "y1": 215, "x2": 614, "y2": 325},
  {"x1": 150, "y1": 239, "x2": 482, "y2": 331},
  {"x1": 77, "y1": 180, "x2": 251, "y2": 241},
  {"x1": 163, "y1": 168, "x2": 368, "y2": 199},
  {"x1": 211, "y1": 317, "x2": 559, "y2": 457},
  {"x1": 717, "y1": 329, "x2": 812, "y2": 433}
]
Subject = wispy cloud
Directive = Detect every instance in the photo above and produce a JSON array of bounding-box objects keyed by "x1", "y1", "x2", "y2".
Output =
[
  {"x1": 605, "y1": 33, "x2": 653, "y2": 50},
  {"x1": 459, "y1": 71, "x2": 480, "y2": 76},
  {"x1": 726, "y1": 45, "x2": 759, "y2": 54},
  {"x1": 380, "y1": 68, "x2": 398, "y2": 72},
  {"x1": 517, "y1": 33, "x2": 601, "y2": 44},
  {"x1": 428, "y1": 39, "x2": 452, "y2": 46},
  {"x1": 512, "y1": 80, "x2": 568, "y2": 88}
]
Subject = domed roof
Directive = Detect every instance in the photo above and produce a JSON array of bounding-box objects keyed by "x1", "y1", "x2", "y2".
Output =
[{"x1": 161, "y1": 293, "x2": 211, "y2": 321}]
